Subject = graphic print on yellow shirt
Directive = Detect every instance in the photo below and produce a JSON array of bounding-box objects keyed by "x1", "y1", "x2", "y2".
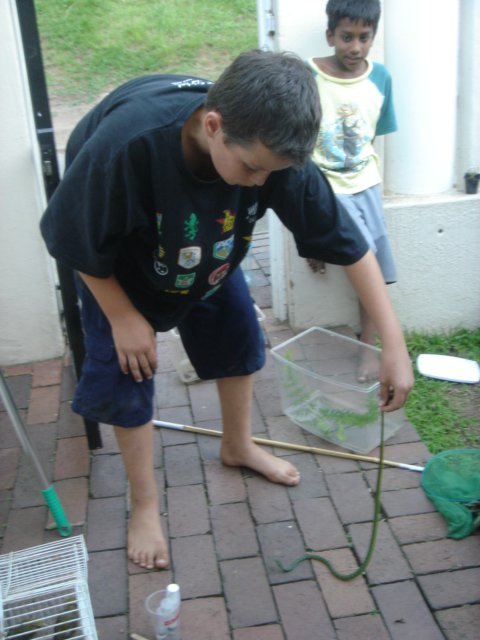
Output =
[{"x1": 307, "y1": 58, "x2": 397, "y2": 194}]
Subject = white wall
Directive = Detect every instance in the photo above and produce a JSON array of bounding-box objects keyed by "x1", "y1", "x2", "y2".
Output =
[
  {"x1": 457, "y1": 0, "x2": 480, "y2": 183},
  {"x1": 386, "y1": 194, "x2": 480, "y2": 331},
  {"x1": 283, "y1": 194, "x2": 480, "y2": 333},
  {"x1": 384, "y1": 0, "x2": 459, "y2": 194},
  {"x1": 0, "y1": 1, "x2": 64, "y2": 365}
]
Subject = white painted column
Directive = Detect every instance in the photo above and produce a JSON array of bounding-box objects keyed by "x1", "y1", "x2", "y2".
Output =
[
  {"x1": 258, "y1": 0, "x2": 331, "y2": 320},
  {"x1": 0, "y1": 1, "x2": 64, "y2": 364},
  {"x1": 456, "y1": 0, "x2": 480, "y2": 185},
  {"x1": 384, "y1": 0, "x2": 460, "y2": 194}
]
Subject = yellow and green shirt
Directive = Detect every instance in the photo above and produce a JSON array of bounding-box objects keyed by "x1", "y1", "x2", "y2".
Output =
[{"x1": 307, "y1": 58, "x2": 397, "y2": 194}]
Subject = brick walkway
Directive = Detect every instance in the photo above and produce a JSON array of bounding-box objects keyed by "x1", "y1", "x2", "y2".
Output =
[{"x1": 1, "y1": 225, "x2": 479, "y2": 639}]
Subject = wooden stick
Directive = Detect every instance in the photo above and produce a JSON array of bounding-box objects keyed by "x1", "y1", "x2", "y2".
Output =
[{"x1": 153, "y1": 419, "x2": 424, "y2": 472}]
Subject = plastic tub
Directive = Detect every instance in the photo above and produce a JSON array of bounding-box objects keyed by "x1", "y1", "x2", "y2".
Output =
[{"x1": 270, "y1": 326, "x2": 404, "y2": 453}]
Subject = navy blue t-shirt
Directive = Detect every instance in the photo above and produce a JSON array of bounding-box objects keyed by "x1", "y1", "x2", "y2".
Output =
[{"x1": 40, "y1": 73, "x2": 368, "y2": 327}]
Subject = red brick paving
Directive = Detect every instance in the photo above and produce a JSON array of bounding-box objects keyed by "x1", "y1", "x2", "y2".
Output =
[
  {"x1": 27, "y1": 384, "x2": 60, "y2": 424},
  {"x1": 1, "y1": 237, "x2": 479, "y2": 639},
  {"x1": 32, "y1": 358, "x2": 63, "y2": 387}
]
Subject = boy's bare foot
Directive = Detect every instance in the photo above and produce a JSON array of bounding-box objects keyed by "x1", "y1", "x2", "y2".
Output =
[
  {"x1": 128, "y1": 499, "x2": 169, "y2": 570},
  {"x1": 221, "y1": 441, "x2": 300, "y2": 486}
]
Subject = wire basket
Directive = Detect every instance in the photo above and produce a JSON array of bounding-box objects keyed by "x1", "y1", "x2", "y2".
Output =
[
  {"x1": 270, "y1": 327, "x2": 404, "y2": 453},
  {"x1": 0, "y1": 536, "x2": 97, "y2": 639}
]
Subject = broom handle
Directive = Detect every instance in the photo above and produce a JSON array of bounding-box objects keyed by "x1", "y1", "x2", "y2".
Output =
[
  {"x1": 153, "y1": 420, "x2": 424, "y2": 472},
  {"x1": 0, "y1": 371, "x2": 72, "y2": 536},
  {"x1": 0, "y1": 371, "x2": 50, "y2": 487}
]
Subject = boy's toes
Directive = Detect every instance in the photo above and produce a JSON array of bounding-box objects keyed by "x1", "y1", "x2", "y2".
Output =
[{"x1": 155, "y1": 556, "x2": 169, "y2": 569}]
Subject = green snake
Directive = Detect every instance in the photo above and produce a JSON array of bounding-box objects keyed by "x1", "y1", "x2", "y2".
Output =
[{"x1": 276, "y1": 411, "x2": 386, "y2": 580}]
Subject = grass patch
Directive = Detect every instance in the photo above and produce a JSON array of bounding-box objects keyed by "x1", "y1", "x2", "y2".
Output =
[
  {"x1": 35, "y1": 0, "x2": 258, "y2": 101},
  {"x1": 405, "y1": 329, "x2": 480, "y2": 454}
]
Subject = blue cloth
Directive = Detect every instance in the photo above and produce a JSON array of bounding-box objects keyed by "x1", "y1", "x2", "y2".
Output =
[
  {"x1": 72, "y1": 268, "x2": 264, "y2": 427},
  {"x1": 178, "y1": 267, "x2": 265, "y2": 379}
]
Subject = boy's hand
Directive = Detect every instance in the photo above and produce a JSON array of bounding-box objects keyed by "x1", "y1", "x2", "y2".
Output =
[
  {"x1": 343, "y1": 254, "x2": 414, "y2": 412},
  {"x1": 378, "y1": 346, "x2": 414, "y2": 412},
  {"x1": 78, "y1": 273, "x2": 158, "y2": 383},
  {"x1": 111, "y1": 313, "x2": 157, "y2": 382}
]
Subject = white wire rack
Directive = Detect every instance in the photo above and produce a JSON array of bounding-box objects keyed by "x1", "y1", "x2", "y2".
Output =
[{"x1": 0, "y1": 536, "x2": 97, "y2": 639}]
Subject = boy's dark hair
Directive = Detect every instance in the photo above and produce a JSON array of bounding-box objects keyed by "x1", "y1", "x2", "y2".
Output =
[
  {"x1": 205, "y1": 49, "x2": 320, "y2": 165},
  {"x1": 326, "y1": 0, "x2": 381, "y2": 34}
]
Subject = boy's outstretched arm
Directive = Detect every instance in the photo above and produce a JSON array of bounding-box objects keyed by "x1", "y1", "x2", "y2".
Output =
[
  {"x1": 343, "y1": 250, "x2": 414, "y2": 411},
  {"x1": 78, "y1": 272, "x2": 157, "y2": 382}
]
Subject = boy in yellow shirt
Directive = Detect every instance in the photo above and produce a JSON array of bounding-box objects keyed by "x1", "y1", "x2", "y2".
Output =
[{"x1": 308, "y1": 0, "x2": 397, "y2": 380}]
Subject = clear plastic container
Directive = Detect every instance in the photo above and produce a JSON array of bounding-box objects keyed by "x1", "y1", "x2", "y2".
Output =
[{"x1": 270, "y1": 327, "x2": 404, "y2": 454}]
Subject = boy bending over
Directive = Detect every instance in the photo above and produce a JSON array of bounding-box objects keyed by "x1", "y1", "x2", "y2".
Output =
[{"x1": 41, "y1": 49, "x2": 413, "y2": 571}]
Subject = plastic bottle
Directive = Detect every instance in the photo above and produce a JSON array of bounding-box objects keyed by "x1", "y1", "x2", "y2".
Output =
[{"x1": 154, "y1": 583, "x2": 181, "y2": 640}]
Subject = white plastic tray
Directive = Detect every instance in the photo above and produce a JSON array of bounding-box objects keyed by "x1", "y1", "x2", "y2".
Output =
[{"x1": 417, "y1": 354, "x2": 480, "y2": 384}]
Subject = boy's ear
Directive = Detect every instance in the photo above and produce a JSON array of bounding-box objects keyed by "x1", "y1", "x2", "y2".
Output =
[
  {"x1": 326, "y1": 29, "x2": 335, "y2": 46},
  {"x1": 204, "y1": 111, "x2": 223, "y2": 139}
]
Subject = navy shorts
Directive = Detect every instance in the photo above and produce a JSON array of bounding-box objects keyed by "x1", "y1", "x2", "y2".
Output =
[{"x1": 72, "y1": 268, "x2": 265, "y2": 427}]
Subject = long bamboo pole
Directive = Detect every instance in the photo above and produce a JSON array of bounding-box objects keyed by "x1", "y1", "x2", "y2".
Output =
[{"x1": 153, "y1": 419, "x2": 424, "y2": 472}]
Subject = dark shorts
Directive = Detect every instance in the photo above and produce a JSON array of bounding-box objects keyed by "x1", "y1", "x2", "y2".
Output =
[{"x1": 72, "y1": 268, "x2": 265, "y2": 427}]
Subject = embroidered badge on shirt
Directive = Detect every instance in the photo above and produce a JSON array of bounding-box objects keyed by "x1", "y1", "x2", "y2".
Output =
[
  {"x1": 202, "y1": 285, "x2": 221, "y2": 299},
  {"x1": 208, "y1": 263, "x2": 230, "y2": 286},
  {"x1": 246, "y1": 203, "x2": 258, "y2": 223},
  {"x1": 213, "y1": 237, "x2": 234, "y2": 261},
  {"x1": 153, "y1": 248, "x2": 168, "y2": 276},
  {"x1": 216, "y1": 209, "x2": 236, "y2": 234},
  {"x1": 155, "y1": 214, "x2": 165, "y2": 256},
  {"x1": 184, "y1": 213, "x2": 199, "y2": 241},
  {"x1": 154, "y1": 261, "x2": 169, "y2": 276},
  {"x1": 156, "y1": 212, "x2": 163, "y2": 235},
  {"x1": 178, "y1": 246, "x2": 201, "y2": 269},
  {"x1": 175, "y1": 273, "x2": 196, "y2": 288}
]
